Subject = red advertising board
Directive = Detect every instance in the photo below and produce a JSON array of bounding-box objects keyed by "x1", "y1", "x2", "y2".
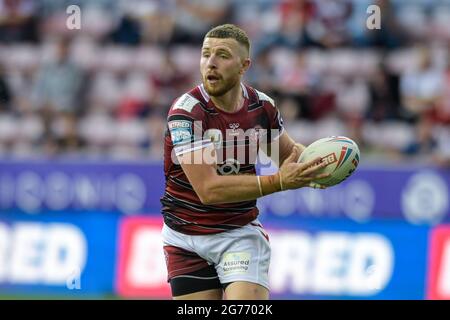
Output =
[
  {"x1": 427, "y1": 225, "x2": 450, "y2": 300},
  {"x1": 116, "y1": 216, "x2": 171, "y2": 298}
]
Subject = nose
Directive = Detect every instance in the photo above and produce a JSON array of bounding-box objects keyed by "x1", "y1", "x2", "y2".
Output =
[{"x1": 206, "y1": 55, "x2": 218, "y2": 69}]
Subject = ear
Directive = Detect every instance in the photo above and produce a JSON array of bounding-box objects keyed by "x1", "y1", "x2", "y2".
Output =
[{"x1": 239, "y1": 58, "x2": 251, "y2": 75}]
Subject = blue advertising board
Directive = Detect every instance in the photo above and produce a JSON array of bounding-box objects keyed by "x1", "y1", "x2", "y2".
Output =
[
  {"x1": 258, "y1": 166, "x2": 450, "y2": 225},
  {"x1": 0, "y1": 212, "x2": 119, "y2": 296},
  {"x1": 0, "y1": 160, "x2": 449, "y2": 224},
  {"x1": 0, "y1": 160, "x2": 165, "y2": 214},
  {"x1": 263, "y1": 217, "x2": 429, "y2": 300},
  {"x1": 0, "y1": 213, "x2": 430, "y2": 299}
]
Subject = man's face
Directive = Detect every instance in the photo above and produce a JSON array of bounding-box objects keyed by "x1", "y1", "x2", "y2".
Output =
[{"x1": 200, "y1": 37, "x2": 249, "y2": 96}]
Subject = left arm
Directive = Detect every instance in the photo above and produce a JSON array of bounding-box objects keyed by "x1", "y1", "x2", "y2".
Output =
[
  {"x1": 262, "y1": 131, "x2": 306, "y2": 168},
  {"x1": 262, "y1": 132, "x2": 327, "y2": 189}
]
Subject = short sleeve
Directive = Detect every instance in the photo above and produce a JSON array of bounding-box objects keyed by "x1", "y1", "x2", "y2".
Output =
[
  {"x1": 167, "y1": 93, "x2": 213, "y2": 156},
  {"x1": 255, "y1": 89, "x2": 285, "y2": 141},
  {"x1": 270, "y1": 108, "x2": 285, "y2": 141}
]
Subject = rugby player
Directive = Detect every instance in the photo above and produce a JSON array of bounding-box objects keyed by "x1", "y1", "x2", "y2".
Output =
[{"x1": 161, "y1": 24, "x2": 329, "y2": 300}]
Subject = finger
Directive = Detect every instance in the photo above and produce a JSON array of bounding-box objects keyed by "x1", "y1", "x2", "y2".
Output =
[
  {"x1": 296, "y1": 176, "x2": 316, "y2": 183},
  {"x1": 309, "y1": 182, "x2": 319, "y2": 189},
  {"x1": 309, "y1": 182, "x2": 327, "y2": 189},
  {"x1": 300, "y1": 161, "x2": 328, "y2": 177},
  {"x1": 313, "y1": 172, "x2": 331, "y2": 180},
  {"x1": 285, "y1": 145, "x2": 300, "y2": 164},
  {"x1": 300, "y1": 156, "x2": 323, "y2": 169}
]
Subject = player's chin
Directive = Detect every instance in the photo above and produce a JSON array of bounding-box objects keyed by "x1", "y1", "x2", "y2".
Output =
[
  {"x1": 206, "y1": 78, "x2": 239, "y2": 96},
  {"x1": 204, "y1": 82, "x2": 228, "y2": 96}
]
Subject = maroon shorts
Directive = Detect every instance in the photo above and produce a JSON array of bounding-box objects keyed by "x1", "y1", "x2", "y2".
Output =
[{"x1": 163, "y1": 245, "x2": 210, "y2": 281}]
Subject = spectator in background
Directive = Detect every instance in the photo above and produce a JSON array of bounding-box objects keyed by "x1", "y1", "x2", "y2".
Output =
[
  {"x1": 278, "y1": 96, "x2": 301, "y2": 123},
  {"x1": 0, "y1": 64, "x2": 12, "y2": 112},
  {"x1": 432, "y1": 125, "x2": 450, "y2": 167},
  {"x1": 274, "y1": 51, "x2": 316, "y2": 119},
  {"x1": 304, "y1": 0, "x2": 353, "y2": 48},
  {"x1": 334, "y1": 75, "x2": 370, "y2": 146},
  {"x1": 366, "y1": 61, "x2": 401, "y2": 121},
  {"x1": 111, "y1": 0, "x2": 175, "y2": 46},
  {"x1": 430, "y1": 48, "x2": 450, "y2": 125},
  {"x1": 276, "y1": 51, "x2": 314, "y2": 96},
  {"x1": 144, "y1": 114, "x2": 166, "y2": 158},
  {"x1": 110, "y1": 13, "x2": 142, "y2": 46},
  {"x1": 50, "y1": 111, "x2": 84, "y2": 156},
  {"x1": 0, "y1": 0, "x2": 39, "y2": 43},
  {"x1": 150, "y1": 53, "x2": 192, "y2": 113},
  {"x1": 0, "y1": 0, "x2": 448, "y2": 162},
  {"x1": 138, "y1": 0, "x2": 176, "y2": 45},
  {"x1": 170, "y1": 0, "x2": 230, "y2": 44},
  {"x1": 31, "y1": 37, "x2": 84, "y2": 114},
  {"x1": 429, "y1": 49, "x2": 450, "y2": 167},
  {"x1": 366, "y1": 0, "x2": 404, "y2": 49},
  {"x1": 258, "y1": 0, "x2": 313, "y2": 50},
  {"x1": 402, "y1": 116, "x2": 436, "y2": 159},
  {"x1": 351, "y1": 0, "x2": 404, "y2": 49},
  {"x1": 245, "y1": 48, "x2": 276, "y2": 95},
  {"x1": 400, "y1": 46, "x2": 444, "y2": 122}
]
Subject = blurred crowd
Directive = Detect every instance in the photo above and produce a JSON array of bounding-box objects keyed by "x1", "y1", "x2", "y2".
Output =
[{"x1": 0, "y1": 0, "x2": 450, "y2": 165}]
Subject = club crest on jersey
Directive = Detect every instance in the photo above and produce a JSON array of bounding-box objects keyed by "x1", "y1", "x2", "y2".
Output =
[{"x1": 229, "y1": 123, "x2": 240, "y2": 136}]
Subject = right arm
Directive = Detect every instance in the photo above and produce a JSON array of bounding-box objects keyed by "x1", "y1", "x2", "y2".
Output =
[
  {"x1": 167, "y1": 95, "x2": 328, "y2": 205},
  {"x1": 178, "y1": 144, "x2": 329, "y2": 205}
]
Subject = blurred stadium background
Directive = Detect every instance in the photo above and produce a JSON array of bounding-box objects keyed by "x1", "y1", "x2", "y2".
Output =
[{"x1": 0, "y1": 0, "x2": 450, "y2": 300}]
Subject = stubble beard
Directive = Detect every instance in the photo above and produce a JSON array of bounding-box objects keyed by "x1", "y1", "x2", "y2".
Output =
[{"x1": 203, "y1": 75, "x2": 239, "y2": 97}]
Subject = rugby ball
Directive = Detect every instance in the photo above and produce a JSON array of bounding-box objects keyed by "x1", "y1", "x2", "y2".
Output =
[{"x1": 297, "y1": 136, "x2": 360, "y2": 187}]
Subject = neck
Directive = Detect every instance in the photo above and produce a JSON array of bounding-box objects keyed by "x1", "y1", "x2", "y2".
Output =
[{"x1": 210, "y1": 82, "x2": 243, "y2": 113}]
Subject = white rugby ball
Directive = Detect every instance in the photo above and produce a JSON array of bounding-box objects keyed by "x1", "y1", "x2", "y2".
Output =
[{"x1": 297, "y1": 136, "x2": 360, "y2": 187}]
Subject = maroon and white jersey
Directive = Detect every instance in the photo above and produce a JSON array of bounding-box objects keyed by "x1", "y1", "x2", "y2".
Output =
[{"x1": 161, "y1": 83, "x2": 284, "y2": 235}]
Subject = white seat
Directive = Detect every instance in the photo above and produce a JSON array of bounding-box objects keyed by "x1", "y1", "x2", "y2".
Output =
[
  {"x1": 99, "y1": 46, "x2": 134, "y2": 72},
  {"x1": 133, "y1": 46, "x2": 165, "y2": 72},
  {"x1": 0, "y1": 114, "x2": 18, "y2": 142},
  {"x1": 364, "y1": 121, "x2": 415, "y2": 150},
  {"x1": 78, "y1": 113, "x2": 116, "y2": 146},
  {"x1": 123, "y1": 71, "x2": 153, "y2": 101},
  {"x1": 115, "y1": 119, "x2": 147, "y2": 145},
  {"x1": 89, "y1": 71, "x2": 123, "y2": 107}
]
